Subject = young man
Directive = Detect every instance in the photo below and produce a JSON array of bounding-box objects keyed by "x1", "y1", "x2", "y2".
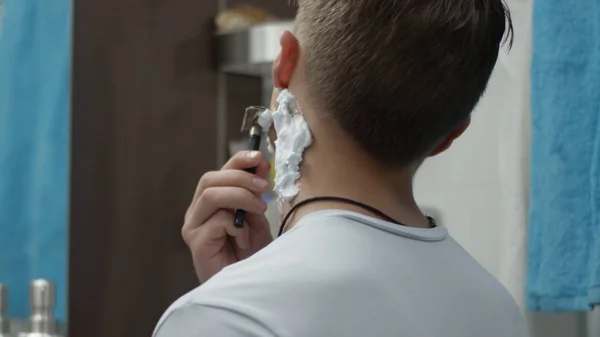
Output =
[{"x1": 154, "y1": 0, "x2": 529, "y2": 336}]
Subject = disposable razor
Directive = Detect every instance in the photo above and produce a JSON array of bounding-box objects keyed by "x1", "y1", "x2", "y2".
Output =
[{"x1": 235, "y1": 106, "x2": 268, "y2": 228}]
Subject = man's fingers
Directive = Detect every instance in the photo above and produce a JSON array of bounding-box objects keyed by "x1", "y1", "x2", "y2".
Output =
[
  {"x1": 190, "y1": 151, "x2": 264, "y2": 207},
  {"x1": 255, "y1": 160, "x2": 271, "y2": 180},
  {"x1": 200, "y1": 170, "x2": 270, "y2": 195},
  {"x1": 185, "y1": 156, "x2": 270, "y2": 221},
  {"x1": 222, "y1": 151, "x2": 264, "y2": 170},
  {"x1": 191, "y1": 210, "x2": 250, "y2": 251},
  {"x1": 225, "y1": 219, "x2": 250, "y2": 250},
  {"x1": 189, "y1": 187, "x2": 267, "y2": 227},
  {"x1": 186, "y1": 169, "x2": 269, "y2": 221}
]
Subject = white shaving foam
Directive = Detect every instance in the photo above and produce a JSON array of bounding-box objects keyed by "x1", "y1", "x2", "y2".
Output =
[
  {"x1": 260, "y1": 89, "x2": 313, "y2": 206},
  {"x1": 257, "y1": 109, "x2": 276, "y2": 154},
  {"x1": 257, "y1": 109, "x2": 273, "y2": 130}
]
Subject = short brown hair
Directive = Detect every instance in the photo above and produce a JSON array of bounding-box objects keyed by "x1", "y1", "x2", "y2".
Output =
[{"x1": 294, "y1": 0, "x2": 513, "y2": 166}]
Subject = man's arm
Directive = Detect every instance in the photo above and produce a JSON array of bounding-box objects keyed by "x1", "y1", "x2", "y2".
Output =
[{"x1": 153, "y1": 302, "x2": 277, "y2": 337}]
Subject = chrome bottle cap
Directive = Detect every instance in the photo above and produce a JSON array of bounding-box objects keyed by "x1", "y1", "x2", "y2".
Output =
[
  {"x1": 0, "y1": 283, "x2": 9, "y2": 334},
  {"x1": 29, "y1": 280, "x2": 57, "y2": 334}
]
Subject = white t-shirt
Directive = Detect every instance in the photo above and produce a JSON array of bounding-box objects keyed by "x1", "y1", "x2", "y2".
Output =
[{"x1": 154, "y1": 210, "x2": 529, "y2": 337}]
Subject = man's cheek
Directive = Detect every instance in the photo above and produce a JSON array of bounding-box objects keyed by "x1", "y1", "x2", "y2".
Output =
[{"x1": 270, "y1": 88, "x2": 279, "y2": 111}]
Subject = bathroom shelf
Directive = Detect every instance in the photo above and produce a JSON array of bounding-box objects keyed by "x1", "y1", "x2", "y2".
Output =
[{"x1": 216, "y1": 20, "x2": 294, "y2": 77}]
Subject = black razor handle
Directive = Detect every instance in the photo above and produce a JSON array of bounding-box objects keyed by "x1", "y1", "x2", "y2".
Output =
[{"x1": 234, "y1": 133, "x2": 262, "y2": 228}]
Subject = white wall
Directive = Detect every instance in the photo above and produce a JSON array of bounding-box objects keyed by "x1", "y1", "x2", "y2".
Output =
[
  {"x1": 413, "y1": 69, "x2": 595, "y2": 337},
  {"x1": 414, "y1": 2, "x2": 598, "y2": 335},
  {"x1": 414, "y1": 58, "x2": 530, "y2": 308}
]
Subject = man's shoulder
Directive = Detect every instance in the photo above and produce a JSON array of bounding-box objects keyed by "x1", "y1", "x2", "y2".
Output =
[
  {"x1": 153, "y1": 296, "x2": 284, "y2": 337},
  {"x1": 153, "y1": 243, "x2": 341, "y2": 337}
]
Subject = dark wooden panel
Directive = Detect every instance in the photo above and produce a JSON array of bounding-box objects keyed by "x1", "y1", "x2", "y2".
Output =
[
  {"x1": 228, "y1": 0, "x2": 297, "y2": 18},
  {"x1": 225, "y1": 74, "x2": 264, "y2": 154},
  {"x1": 223, "y1": 0, "x2": 297, "y2": 153},
  {"x1": 70, "y1": 0, "x2": 218, "y2": 336},
  {"x1": 70, "y1": 1, "x2": 295, "y2": 336}
]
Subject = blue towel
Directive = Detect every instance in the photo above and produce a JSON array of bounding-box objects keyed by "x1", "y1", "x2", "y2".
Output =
[
  {"x1": 0, "y1": 0, "x2": 71, "y2": 321},
  {"x1": 527, "y1": 0, "x2": 600, "y2": 312}
]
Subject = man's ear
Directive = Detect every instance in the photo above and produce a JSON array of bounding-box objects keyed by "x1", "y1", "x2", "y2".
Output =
[
  {"x1": 272, "y1": 30, "x2": 300, "y2": 89},
  {"x1": 429, "y1": 118, "x2": 471, "y2": 157}
]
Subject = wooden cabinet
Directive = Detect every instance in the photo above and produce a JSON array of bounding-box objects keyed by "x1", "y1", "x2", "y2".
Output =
[{"x1": 69, "y1": 1, "x2": 294, "y2": 336}]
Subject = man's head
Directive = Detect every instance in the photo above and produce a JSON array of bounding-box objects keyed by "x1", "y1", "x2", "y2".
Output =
[{"x1": 272, "y1": 0, "x2": 512, "y2": 168}]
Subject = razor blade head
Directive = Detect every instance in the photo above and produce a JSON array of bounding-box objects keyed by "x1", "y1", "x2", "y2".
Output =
[{"x1": 241, "y1": 106, "x2": 267, "y2": 132}]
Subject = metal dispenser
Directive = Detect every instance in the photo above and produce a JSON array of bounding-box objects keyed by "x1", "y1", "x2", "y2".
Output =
[
  {"x1": 19, "y1": 280, "x2": 59, "y2": 337},
  {"x1": 0, "y1": 284, "x2": 9, "y2": 337}
]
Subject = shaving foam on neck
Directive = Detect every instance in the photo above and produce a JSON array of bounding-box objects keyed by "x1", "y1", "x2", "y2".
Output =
[{"x1": 258, "y1": 89, "x2": 313, "y2": 206}]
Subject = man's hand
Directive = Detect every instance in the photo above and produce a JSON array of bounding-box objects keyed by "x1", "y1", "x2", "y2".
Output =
[{"x1": 182, "y1": 151, "x2": 273, "y2": 283}]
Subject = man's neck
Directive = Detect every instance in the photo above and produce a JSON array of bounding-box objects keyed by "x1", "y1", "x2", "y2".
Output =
[{"x1": 278, "y1": 122, "x2": 431, "y2": 233}]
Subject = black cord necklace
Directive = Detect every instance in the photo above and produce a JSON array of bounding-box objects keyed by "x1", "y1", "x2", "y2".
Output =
[{"x1": 278, "y1": 196, "x2": 437, "y2": 237}]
